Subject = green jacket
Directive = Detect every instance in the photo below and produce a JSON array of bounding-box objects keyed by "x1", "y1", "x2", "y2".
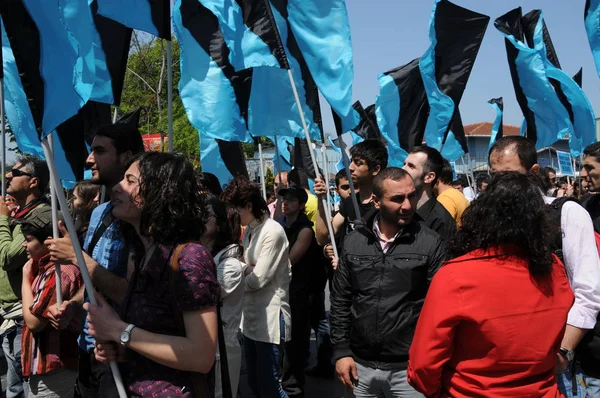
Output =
[{"x1": 0, "y1": 203, "x2": 47, "y2": 309}]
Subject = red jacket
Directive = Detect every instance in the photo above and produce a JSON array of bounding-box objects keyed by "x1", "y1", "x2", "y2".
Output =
[{"x1": 407, "y1": 247, "x2": 574, "y2": 397}]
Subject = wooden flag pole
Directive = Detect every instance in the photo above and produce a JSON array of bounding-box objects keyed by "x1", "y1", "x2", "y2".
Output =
[
  {"x1": 258, "y1": 141, "x2": 267, "y2": 200},
  {"x1": 41, "y1": 137, "x2": 128, "y2": 398},
  {"x1": 48, "y1": 134, "x2": 62, "y2": 306},
  {"x1": 167, "y1": 39, "x2": 174, "y2": 153},
  {"x1": 286, "y1": 69, "x2": 339, "y2": 260},
  {"x1": 1, "y1": 77, "x2": 6, "y2": 198}
]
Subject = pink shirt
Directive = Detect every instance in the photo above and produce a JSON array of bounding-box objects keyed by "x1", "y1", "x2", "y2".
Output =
[{"x1": 372, "y1": 217, "x2": 401, "y2": 253}]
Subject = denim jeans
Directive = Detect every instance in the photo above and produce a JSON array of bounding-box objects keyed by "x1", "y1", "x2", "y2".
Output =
[
  {"x1": 556, "y1": 360, "x2": 586, "y2": 398},
  {"x1": 2, "y1": 321, "x2": 27, "y2": 398},
  {"x1": 584, "y1": 374, "x2": 600, "y2": 397},
  {"x1": 354, "y1": 362, "x2": 423, "y2": 398},
  {"x1": 243, "y1": 314, "x2": 288, "y2": 398}
]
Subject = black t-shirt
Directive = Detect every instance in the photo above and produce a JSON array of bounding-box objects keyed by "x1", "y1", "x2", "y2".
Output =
[
  {"x1": 338, "y1": 196, "x2": 375, "y2": 242},
  {"x1": 581, "y1": 194, "x2": 600, "y2": 234}
]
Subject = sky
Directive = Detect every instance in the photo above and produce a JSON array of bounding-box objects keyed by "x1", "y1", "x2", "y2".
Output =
[{"x1": 321, "y1": 0, "x2": 600, "y2": 136}]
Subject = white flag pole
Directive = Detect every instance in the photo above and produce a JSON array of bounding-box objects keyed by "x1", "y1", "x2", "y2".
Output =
[
  {"x1": 258, "y1": 141, "x2": 267, "y2": 200},
  {"x1": 48, "y1": 134, "x2": 62, "y2": 306},
  {"x1": 286, "y1": 69, "x2": 339, "y2": 260},
  {"x1": 167, "y1": 39, "x2": 174, "y2": 153},
  {"x1": 41, "y1": 137, "x2": 128, "y2": 398},
  {"x1": 1, "y1": 76, "x2": 6, "y2": 198}
]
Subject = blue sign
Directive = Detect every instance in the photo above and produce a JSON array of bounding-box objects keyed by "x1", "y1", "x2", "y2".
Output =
[
  {"x1": 450, "y1": 162, "x2": 457, "y2": 181},
  {"x1": 556, "y1": 150, "x2": 575, "y2": 176}
]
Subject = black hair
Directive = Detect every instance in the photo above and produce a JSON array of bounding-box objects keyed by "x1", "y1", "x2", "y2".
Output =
[
  {"x1": 16, "y1": 155, "x2": 50, "y2": 196},
  {"x1": 288, "y1": 168, "x2": 309, "y2": 190},
  {"x1": 449, "y1": 172, "x2": 555, "y2": 279},
  {"x1": 544, "y1": 166, "x2": 557, "y2": 175},
  {"x1": 476, "y1": 174, "x2": 490, "y2": 191},
  {"x1": 409, "y1": 145, "x2": 444, "y2": 186},
  {"x1": 21, "y1": 223, "x2": 53, "y2": 246},
  {"x1": 452, "y1": 179, "x2": 464, "y2": 187},
  {"x1": 350, "y1": 139, "x2": 388, "y2": 171},
  {"x1": 584, "y1": 142, "x2": 600, "y2": 163},
  {"x1": 489, "y1": 136, "x2": 537, "y2": 170},
  {"x1": 131, "y1": 152, "x2": 206, "y2": 244},
  {"x1": 198, "y1": 172, "x2": 223, "y2": 196},
  {"x1": 205, "y1": 195, "x2": 243, "y2": 257},
  {"x1": 439, "y1": 159, "x2": 454, "y2": 185},
  {"x1": 93, "y1": 123, "x2": 145, "y2": 155},
  {"x1": 220, "y1": 176, "x2": 269, "y2": 220},
  {"x1": 335, "y1": 169, "x2": 348, "y2": 187},
  {"x1": 71, "y1": 180, "x2": 101, "y2": 236},
  {"x1": 373, "y1": 167, "x2": 413, "y2": 198}
]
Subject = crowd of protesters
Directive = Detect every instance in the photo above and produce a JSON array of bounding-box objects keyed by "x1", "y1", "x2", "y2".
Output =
[{"x1": 1, "y1": 123, "x2": 600, "y2": 398}]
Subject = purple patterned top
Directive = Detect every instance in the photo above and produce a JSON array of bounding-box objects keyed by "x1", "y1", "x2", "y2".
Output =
[{"x1": 120, "y1": 243, "x2": 220, "y2": 397}]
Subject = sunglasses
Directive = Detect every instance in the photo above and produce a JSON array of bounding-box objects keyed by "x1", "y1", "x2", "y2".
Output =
[
  {"x1": 10, "y1": 168, "x2": 33, "y2": 178},
  {"x1": 339, "y1": 184, "x2": 350, "y2": 190}
]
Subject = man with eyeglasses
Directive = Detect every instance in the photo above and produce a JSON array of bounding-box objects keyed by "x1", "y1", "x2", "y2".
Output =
[{"x1": 0, "y1": 156, "x2": 51, "y2": 398}]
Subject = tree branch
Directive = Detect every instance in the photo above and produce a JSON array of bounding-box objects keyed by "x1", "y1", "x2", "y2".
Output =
[{"x1": 126, "y1": 67, "x2": 157, "y2": 94}]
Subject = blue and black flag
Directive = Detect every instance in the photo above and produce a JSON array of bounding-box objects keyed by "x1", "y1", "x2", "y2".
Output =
[
  {"x1": 200, "y1": 138, "x2": 249, "y2": 187},
  {"x1": 420, "y1": 0, "x2": 489, "y2": 159},
  {"x1": 199, "y1": 0, "x2": 288, "y2": 70},
  {"x1": 585, "y1": 0, "x2": 600, "y2": 78},
  {"x1": 488, "y1": 97, "x2": 504, "y2": 150},
  {"x1": 97, "y1": 0, "x2": 171, "y2": 39},
  {"x1": 351, "y1": 101, "x2": 381, "y2": 141},
  {"x1": 497, "y1": 8, "x2": 595, "y2": 155},
  {"x1": 174, "y1": 0, "x2": 253, "y2": 143}
]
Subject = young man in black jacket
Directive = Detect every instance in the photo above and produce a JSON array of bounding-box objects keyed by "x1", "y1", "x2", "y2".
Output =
[{"x1": 330, "y1": 167, "x2": 447, "y2": 397}]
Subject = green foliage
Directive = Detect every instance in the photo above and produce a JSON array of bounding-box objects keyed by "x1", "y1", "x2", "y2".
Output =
[
  {"x1": 265, "y1": 167, "x2": 275, "y2": 190},
  {"x1": 119, "y1": 34, "x2": 199, "y2": 164}
]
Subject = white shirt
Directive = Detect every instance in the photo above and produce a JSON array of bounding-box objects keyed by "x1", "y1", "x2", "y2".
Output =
[
  {"x1": 372, "y1": 217, "x2": 401, "y2": 254},
  {"x1": 241, "y1": 217, "x2": 292, "y2": 343},
  {"x1": 214, "y1": 245, "x2": 245, "y2": 349},
  {"x1": 544, "y1": 196, "x2": 600, "y2": 329}
]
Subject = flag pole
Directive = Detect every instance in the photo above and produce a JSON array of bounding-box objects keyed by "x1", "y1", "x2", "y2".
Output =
[
  {"x1": 274, "y1": 136, "x2": 283, "y2": 189},
  {"x1": 167, "y1": 39, "x2": 174, "y2": 153},
  {"x1": 321, "y1": 143, "x2": 332, "y2": 216},
  {"x1": 48, "y1": 134, "x2": 62, "y2": 306},
  {"x1": 257, "y1": 141, "x2": 267, "y2": 200},
  {"x1": 286, "y1": 69, "x2": 339, "y2": 260},
  {"x1": 337, "y1": 136, "x2": 361, "y2": 222},
  {"x1": 1, "y1": 76, "x2": 6, "y2": 198},
  {"x1": 112, "y1": 107, "x2": 119, "y2": 124},
  {"x1": 466, "y1": 152, "x2": 476, "y2": 195},
  {"x1": 41, "y1": 137, "x2": 128, "y2": 398}
]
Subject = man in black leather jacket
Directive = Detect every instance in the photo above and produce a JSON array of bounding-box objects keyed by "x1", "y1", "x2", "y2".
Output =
[{"x1": 330, "y1": 167, "x2": 447, "y2": 398}]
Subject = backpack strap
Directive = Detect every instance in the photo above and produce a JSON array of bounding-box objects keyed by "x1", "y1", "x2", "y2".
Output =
[{"x1": 169, "y1": 243, "x2": 232, "y2": 398}]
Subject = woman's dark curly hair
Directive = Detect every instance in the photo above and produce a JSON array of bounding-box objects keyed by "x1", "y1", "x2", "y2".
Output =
[
  {"x1": 220, "y1": 176, "x2": 268, "y2": 220},
  {"x1": 449, "y1": 172, "x2": 556, "y2": 278},
  {"x1": 205, "y1": 195, "x2": 242, "y2": 256},
  {"x1": 128, "y1": 152, "x2": 206, "y2": 244}
]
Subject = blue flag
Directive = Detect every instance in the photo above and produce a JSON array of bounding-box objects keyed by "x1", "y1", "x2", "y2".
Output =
[
  {"x1": 199, "y1": 0, "x2": 287, "y2": 70},
  {"x1": 496, "y1": 8, "x2": 572, "y2": 150},
  {"x1": 286, "y1": 0, "x2": 359, "y2": 132},
  {"x1": 327, "y1": 136, "x2": 344, "y2": 172},
  {"x1": 97, "y1": 0, "x2": 171, "y2": 39},
  {"x1": 248, "y1": 0, "x2": 322, "y2": 141},
  {"x1": 174, "y1": 0, "x2": 253, "y2": 143},
  {"x1": 375, "y1": 72, "x2": 409, "y2": 167},
  {"x1": 488, "y1": 97, "x2": 504, "y2": 151},
  {"x1": 585, "y1": 0, "x2": 600, "y2": 78},
  {"x1": 2, "y1": 20, "x2": 79, "y2": 188},
  {"x1": 200, "y1": 138, "x2": 234, "y2": 187},
  {"x1": 9, "y1": 0, "x2": 113, "y2": 137},
  {"x1": 268, "y1": 136, "x2": 293, "y2": 173}
]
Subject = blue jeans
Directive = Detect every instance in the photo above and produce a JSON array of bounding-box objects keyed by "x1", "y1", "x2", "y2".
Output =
[
  {"x1": 557, "y1": 360, "x2": 586, "y2": 397},
  {"x1": 2, "y1": 321, "x2": 26, "y2": 398},
  {"x1": 584, "y1": 374, "x2": 600, "y2": 397},
  {"x1": 244, "y1": 315, "x2": 288, "y2": 398}
]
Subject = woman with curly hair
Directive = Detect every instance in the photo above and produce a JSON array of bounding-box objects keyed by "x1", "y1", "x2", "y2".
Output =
[
  {"x1": 407, "y1": 172, "x2": 574, "y2": 397},
  {"x1": 83, "y1": 152, "x2": 221, "y2": 397},
  {"x1": 221, "y1": 176, "x2": 291, "y2": 398}
]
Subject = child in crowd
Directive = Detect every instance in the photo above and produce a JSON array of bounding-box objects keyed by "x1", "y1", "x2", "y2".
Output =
[{"x1": 20, "y1": 208, "x2": 83, "y2": 398}]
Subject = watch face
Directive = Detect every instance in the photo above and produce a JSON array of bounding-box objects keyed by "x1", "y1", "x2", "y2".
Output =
[{"x1": 121, "y1": 332, "x2": 129, "y2": 343}]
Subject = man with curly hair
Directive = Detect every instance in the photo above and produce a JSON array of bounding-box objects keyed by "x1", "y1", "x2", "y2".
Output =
[{"x1": 45, "y1": 123, "x2": 144, "y2": 397}]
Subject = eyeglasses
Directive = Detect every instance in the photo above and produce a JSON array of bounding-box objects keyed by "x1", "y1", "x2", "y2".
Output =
[{"x1": 10, "y1": 168, "x2": 33, "y2": 178}]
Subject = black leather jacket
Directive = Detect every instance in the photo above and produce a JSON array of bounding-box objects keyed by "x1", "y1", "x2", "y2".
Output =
[{"x1": 330, "y1": 210, "x2": 447, "y2": 365}]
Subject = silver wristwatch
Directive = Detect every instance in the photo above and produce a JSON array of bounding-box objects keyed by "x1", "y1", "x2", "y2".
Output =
[
  {"x1": 559, "y1": 347, "x2": 575, "y2": 362},
  {"x1": 120, "y1": 324, "x2": 136, "y2": 347}
]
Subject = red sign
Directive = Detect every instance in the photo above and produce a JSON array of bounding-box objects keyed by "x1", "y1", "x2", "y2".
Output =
[{"x1": 142, "y1": 134, "x2": 167, "y2": 152}]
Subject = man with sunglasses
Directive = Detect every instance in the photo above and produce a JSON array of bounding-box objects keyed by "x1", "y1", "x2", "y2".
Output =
[{"x1": 0, "y1": 156, "x2": 50, "y2": 398}]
